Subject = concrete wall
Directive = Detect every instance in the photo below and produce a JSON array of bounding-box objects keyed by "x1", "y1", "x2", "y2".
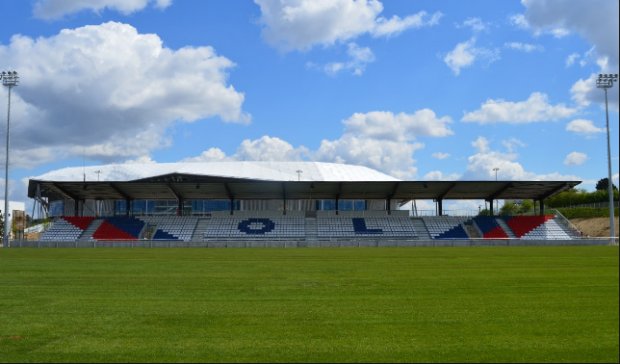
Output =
[{"x1": 13, "y1": 238, "x2": 610, "y2": 248}]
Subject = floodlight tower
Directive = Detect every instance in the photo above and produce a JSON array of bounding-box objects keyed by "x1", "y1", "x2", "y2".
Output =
[
  {"x1": 493, "y1": 167, "x2": 499, "y2": 214},
  {"x1": 1, "y1": 71, "x2": 18, "y2": 248},
  {"x1": 596, "y1": 73, "x2": 618, "y2": 244}
]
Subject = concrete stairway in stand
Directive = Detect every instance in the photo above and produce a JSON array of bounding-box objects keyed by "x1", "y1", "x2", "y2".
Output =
[{"x1": 78, "y1": 219, "x2": 103, "y2": 242}]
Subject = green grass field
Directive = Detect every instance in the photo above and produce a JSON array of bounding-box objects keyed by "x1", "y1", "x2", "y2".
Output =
[{"x1": 0, "y1": 246, "x2": 618, "y2": 363}]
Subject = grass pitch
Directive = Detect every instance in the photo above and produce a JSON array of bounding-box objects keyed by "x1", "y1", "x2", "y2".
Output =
[{"x1": 0, "y1": 246, "x2": 618, "y2": 363}]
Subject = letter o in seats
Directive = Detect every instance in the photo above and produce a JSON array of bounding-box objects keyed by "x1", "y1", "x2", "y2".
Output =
[{"x1": 238, "y1": 218, "x2": 276, "y2": 234}]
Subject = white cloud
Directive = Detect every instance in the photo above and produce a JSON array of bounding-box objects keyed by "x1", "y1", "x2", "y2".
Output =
[
  {"x1": 182, "y1": 136, "x2": 308, "y2": 163},
  {"x1": 323, "y1": 42, "x2": 375, "y2": 76},
  {"x1": 315, "y1": 109, "x2": 452, "y2": 178},
  {"x1": 184, "y1": 109, "x2": 453, "y2": 179},
  {"x1": 462, "y1": 136, "x2": 581, "y2": 181},
  {"x1": 255, "y1": 0, "x2": 441, "y2": 51},
  {"x1": 509, "y1": 12, "x2": 568, "y2": 38},
  {"x1": 459, "y1": 17, "x2": 488, "y2": 33},
  {"x1": 501, "y1": 138, "x2": 526, "y2": 153},
  {"x1": 522, "y1": 0, "x2": 618, "y2": 65},
  {"x1": 423, "y1": 170, "x2": 459, "y2": 180},
  {"x1": 564, "y1": 152, "x2": 588, "y2": 166},
  {"x1": 570, "y1": 72, "x2": 619, "y2": 110},
  {"x1": 182, "y1": 148, "x2": 231, "y2": 163},
  {"x1": 465, "y1": 148, "x2": 527, "y2": 180},
  {"x1": 373, "y1": 11, "x2": 442, "y2": 38},
  {"x1": 443, "y1": 37, "x2": 499, "y2": 75},
  {"x1": 521, "y1": 0, "x2": 619, "y2": 108},
  {"x1": 509, "y1": 14, "x2": 529, "y2": 30},
  {"x1": 462, "y1": 92, "x2": 577, "y2": 124},
  {"x1": 315, "y1": 136, "x2": 421, "y2": 179},
  {"x1": 33, "y1": 0, "x2": 171, "y2": 19},
  {"x1": 444, "y1": 38, "x2": 476, "y2": 75},
  {"x1": 343, "y1": 109, "x2": 453, "y2": 140},
  {"x1": 235, "y1": 136, "x2": 309, "y2": 161},
  {"x1": 566, "y1": 48, "x2": 596, "y2": 68},
  {"x1": 432, "y1": 152, "x2": 450, "y2": 160},
  {"x1": 472, "y1": 136, "x2": 490, "y2": 153},
  {"x1": 566, "y1": 118, "x2": 604, "y2": 136},
  {"x1": 565, "y1": 52, "x2": 580, "y2": 67},
  {"x1": 504, "y1": 42, "x2": 543, "y2": 52},
  {"x1": 0, "y1": 22, "x2": 248, "y2": 167}
]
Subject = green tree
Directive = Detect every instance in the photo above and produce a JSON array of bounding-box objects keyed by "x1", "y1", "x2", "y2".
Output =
[
  {"x1": 499, "y1": 201, "x2": 518, "y2": 216},
  {"x1": 518, "y1": 200, "x2": 534, "y2": 214},
  {"x1": 595, "y1": 178, "x2": 618, "y2": 191}
]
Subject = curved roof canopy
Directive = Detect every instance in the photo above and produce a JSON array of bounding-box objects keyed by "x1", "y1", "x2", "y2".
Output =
[{"x1": 28, "y1": 162, "x2": 580, "y2": 202}]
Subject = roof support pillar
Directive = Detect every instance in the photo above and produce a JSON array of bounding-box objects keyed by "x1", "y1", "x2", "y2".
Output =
[
  {"x1": 282, "y1": 183, "x2": 287, "y2": 216},
  {"x1": 74, "y1": 199, "x2": 79, "y2": 217},
  {"x1": 538, "y1": 199, "x2": 545, "y2": 216},
  {"x1": 387, "y1": 182, "x2": 399, "y2": 216},
  {"x1": 488, "y1": 199, "x2": 495, "y2": 216},
  {"x1": 437, "y1": 199, "x2": 443, "y2": 216},
  {"x1": 178, "y1": 198, "x2": 184, "y2": 216},
  {"x1": 335, "y1": 197, "x2": 339, "y2": 215},
  {"x1": 230, "y1": 198, "x2": 234, "y2": 216},
  {"x1": 126, "y1": 198, "x2": 131, "y2": 217}
]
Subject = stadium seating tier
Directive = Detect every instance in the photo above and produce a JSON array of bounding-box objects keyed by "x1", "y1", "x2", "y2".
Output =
[{"x1": 40, "y1": 212, "x2": 578, "y2": 242}]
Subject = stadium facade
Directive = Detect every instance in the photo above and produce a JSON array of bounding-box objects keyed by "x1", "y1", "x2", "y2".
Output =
[
  {"x1": 21, "y1": 161, "x2": 598, "y2": 247},
  {"x1": 28, "y1": 161, "x2": 579, "y2": 217}
]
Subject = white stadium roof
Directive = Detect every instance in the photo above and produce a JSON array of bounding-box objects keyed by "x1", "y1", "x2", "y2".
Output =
[
  {"x1": 28, "y1": 161, "x2": 580, "y2": 204},
  {"x1": 32, "y1": 161, "x2": 400, "y2": 183}
]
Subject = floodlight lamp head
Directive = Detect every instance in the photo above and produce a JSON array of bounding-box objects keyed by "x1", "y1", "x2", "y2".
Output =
[
  {"x1": 597, "y1": 73, "x2": 617, "y2": 89},
  {"x1": 1, "y1": 70, "x2": 18, "y2": 87}
]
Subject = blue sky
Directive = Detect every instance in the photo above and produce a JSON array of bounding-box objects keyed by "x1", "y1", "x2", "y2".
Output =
[{"x1": 0, "y1": 0, "x2": 618, "y2": 212}]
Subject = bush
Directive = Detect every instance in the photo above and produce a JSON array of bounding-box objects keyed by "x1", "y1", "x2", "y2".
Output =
[
  {"x1": 554, "y1": 207, "x2": 620, "y2": 219},
  {"x1": 547, "y1": 189, "x2": 619, "y2": 208}
]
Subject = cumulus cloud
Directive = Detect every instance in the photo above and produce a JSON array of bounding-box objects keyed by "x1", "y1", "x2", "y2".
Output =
[
  {"x1": 342, "y1": 109, "x2": 453, "y2": 140},
  {"x1": 322, "y1": 42, "x2": 375, "y2": 76},
  {"x1": 509, "y1": 14, "x2": 529, "y2": 30},
  {"x1": 462, "y1": 92, "x2": 576, "y2": 124},
  {"x1": 423, "y1": 170, "x2": 459, "y2": 180},
  {"x1": 373, "y1": 10, "x2": 442, "y2": 38},
  {"x1": 522, "y1": 0, "x2": 618, "y2": 66},
  {"x1": 315, "y1": 136, "x2": 422, "y2": 179},
  {"x1": 33, "y1": 0, "x2": 172, "y2": 19},
  {"x1": 462, "y1": 136, "x2": 581, "y2": 181},
  {"x1": 255, "y1": 0, "x2": 441, "y2": 51},
  {"x1": 570, "y1": 72, "x2": 619, "y2": 111},
  {"x1": 566, "y1": 119, "x2": 604, "y2": 136},
  {"x1": 504, "y1": 42, "x2": 543, "y2": 52},
  {"x1": 520, "y1": 0, "x2": 619, "y2": 108},
  {"x1": 183, "y1": 136, "x2": 308, "y2": 163},
  {"x1": 565, "y1": 53, "x2": 580, "y2": 67},
  {"x1": 432, "y1": 152, "x2": 450, "y2": 160},
  {"x1": 458, "y1": 17, "x2": 489, "y2": 33},
  {"x1": 314, "y1": 109, "x2": 452, "y2": 178},
  {"x1": 443, "y1": 39, "x2": 476, "y2": 75},
  {"x1": 443, "y1": 37, "x2": 499, "y2": 75},
  {"x1": 501, "y1": 138, "x2": 526, "y2": 153},
  {"x1": 0, "y1": 22, "x2": 248, "y2": 167},
  {"x1": 181, "y1": 147, "x2": 231, "y2": 163},
  {"x1": 564, "y1": 152, "x2": 587, "y2": 166},
  {"x1": 184, "y1": 109, "x2": 453, "y2": 179},
  {"x1": 236, "y1": 136, "x2": 309, "y2": 161}
]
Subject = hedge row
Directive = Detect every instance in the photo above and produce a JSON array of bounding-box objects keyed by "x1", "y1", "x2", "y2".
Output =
[{"x1": 555, "y1": 207, "x2": 620, "y2": 219}]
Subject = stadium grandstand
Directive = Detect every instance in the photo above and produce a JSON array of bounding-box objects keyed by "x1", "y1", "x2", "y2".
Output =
[{"x1": 21, "y1": 161, "x2": 600, "y2": 247}]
